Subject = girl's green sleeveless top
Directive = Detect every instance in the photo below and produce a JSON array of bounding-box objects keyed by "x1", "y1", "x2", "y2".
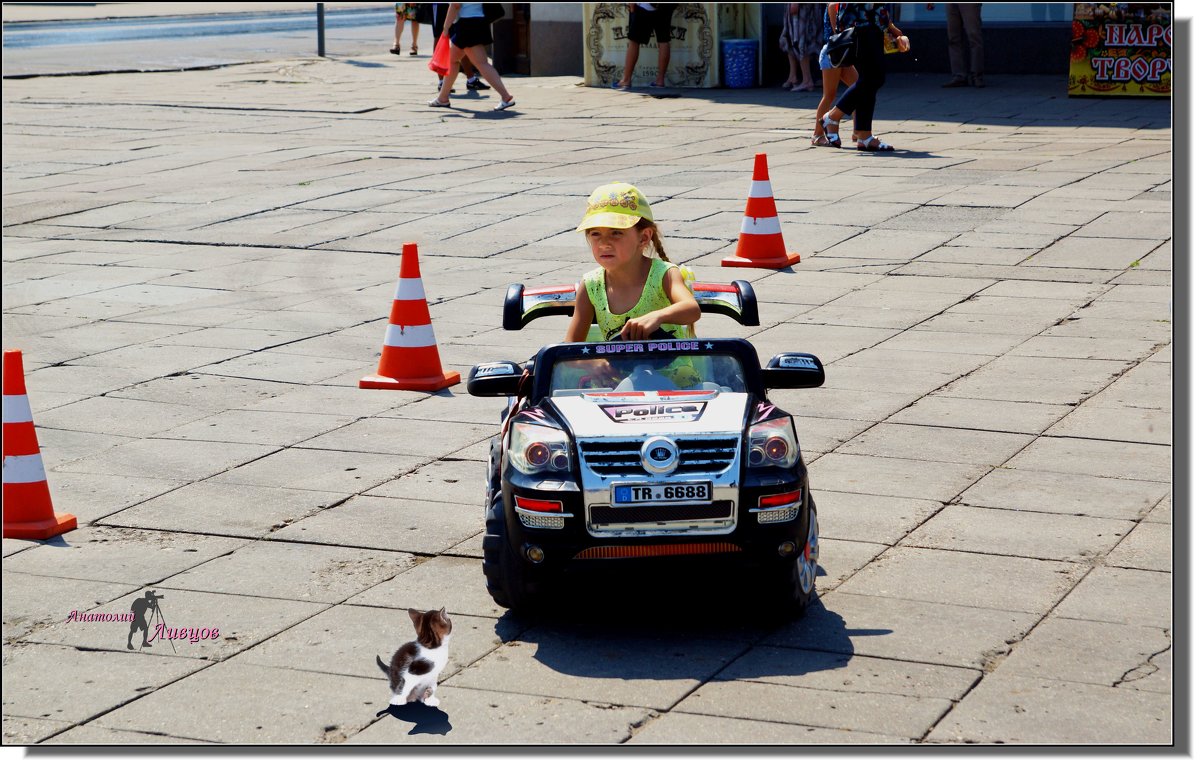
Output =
[{"x1": 582, "y1": 259, "x2": 695, "y2": 341}]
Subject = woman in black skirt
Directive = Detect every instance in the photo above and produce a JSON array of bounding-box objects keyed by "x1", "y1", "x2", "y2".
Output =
[
  {"x1": 429, "y1": 3, "x2": 515, "y2": 111},
  {"x1": 818, "y1": 3, "x2": 908, "y2": 151}
]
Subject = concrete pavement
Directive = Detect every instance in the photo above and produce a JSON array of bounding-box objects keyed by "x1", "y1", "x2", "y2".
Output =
[{"x1": 1, "y1": 40, "x2": 1174, "y2": 746}]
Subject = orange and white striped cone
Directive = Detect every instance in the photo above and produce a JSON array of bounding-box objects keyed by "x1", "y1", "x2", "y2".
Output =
[
  {"x1": 721, "y1": 153, "x2": 801, "y2": 269},
  {"x1": 360, "y1": 243, "x2": 460, "y2": 392},
  {"x1": 3, "y1": 349, "x2": 76, "y2": 540}
]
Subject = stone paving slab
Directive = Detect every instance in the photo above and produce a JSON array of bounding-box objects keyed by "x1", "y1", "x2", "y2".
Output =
[
  {"x1": 765, "y1": 594, "x2": 1041, "y2": 670},
  {"x1": 1052, "y1": 567, "x2": 1172, "y2": 628},
  {"x1": 1105, "y1": 521, "x2": 1170, "y2": 572},
  {"x1": 3, "y1": 715, "x2": 75, "y2": 745},
  {"x1": 807, "y1": 453, "x2": 989, "y2": 502},
  {"x1": 837, "y1": 547, "x2": 1083, "y2": 614},
  {"x1": 674, "y1": 678, "x2": 952, "y2": 740},
  {"x1": 901, "y1": 504, "x2": 1131, "y2": 562},
  {"x1": 817, "y1": 491, "x2": 943, "y2": 546},
  {"x1": 157, "y1": 541, "x2": 416, "y2": 604},
  {"x1": 989, "y1": 616, "x2": 1170, "y2": 690},
  {"x1": 41, "y1": 724, "x2": 214, "y2": 744},
  {"x1": 349, "y1": 685, "x2": 650, "y2": 744},
  {"x1": 2, "y1": 571, "x2": 138, "y2": 642},
  {"x1": 0, "y1": 526, "x2": 246, "y2": 586},
  {"x1": 715, "y1": 645, "x2": 979, "y2": 701},
  {"x1": 364, "y1": 459, "x2": 488, "y2": 507},
  {"x1": 24, "y1": 587, "x2": 326, "y2": 661},
  {"x1": 270, "y1": 496, "x2": 484, "y2": 556},
  {"x1": 959, "y1": 468, "x2": 1167, "y2": 520},
  {"x1": 628, "y1": 711, "x2": 905, "y2": 744},
  {"x1": 1004, "y1": 437, "x2": 1170, "y2": 483},
  {"x1": 1, "y1": 643, "x2": 205, "y2": 725},
  {"x1": 836, "y1": 423, "x2": 1034, "y2": 466},
  {"x1": 926, "y1": 674, "x2": 1170, "y2": 744},
  {"x1": 445, "y1": 630, "x2": 746, "y2": 712},
  {"x1": 92, "y1": 660, "x2": 380, "y2": 744},
  {"x1": 206, "y1": 447, "x2": 422, "y2": 494},
  {"x1": 347, "y1": 555, "x2": 504, "y2": 620},
  {"x1": 235, "y1": 603, "x2": 503, "y2": 682},
  {"x1": 887, "y1": 395, "x2": 1069, "y2": 434}
]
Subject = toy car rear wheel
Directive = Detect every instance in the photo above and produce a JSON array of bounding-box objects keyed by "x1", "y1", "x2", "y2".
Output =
[
  {"x1": 481, "y1": 492, "x2": 545, "y2": 611},
  {"x1": 766, "y1": 499, "x2": 819, "y2": 618}
]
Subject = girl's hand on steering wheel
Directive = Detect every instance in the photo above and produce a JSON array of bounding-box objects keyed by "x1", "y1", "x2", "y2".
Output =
[{"x1": 618, "y1": 314, "x2": 663, "y2": 341}]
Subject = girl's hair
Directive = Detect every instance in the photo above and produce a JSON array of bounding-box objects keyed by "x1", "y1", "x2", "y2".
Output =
[{"x1": 635, "y1": 219, "x2": 670, "y2": 262}]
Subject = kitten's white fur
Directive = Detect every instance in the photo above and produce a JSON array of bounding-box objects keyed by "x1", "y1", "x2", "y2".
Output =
[{"x1": 390, "y1": 637, "x2": 451, "y2": 707}]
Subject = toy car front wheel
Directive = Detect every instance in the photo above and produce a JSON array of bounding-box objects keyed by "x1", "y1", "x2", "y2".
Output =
[
  {"x1": 481, "y1": 493, "x2": 545, "y2": 611},
  {"x1": 765, "y1": 499, "x2": 819, "y2": 618}
]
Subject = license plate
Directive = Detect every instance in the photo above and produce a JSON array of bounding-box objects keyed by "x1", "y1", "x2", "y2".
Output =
[{"x1": 612, "y1": 482, "x2": 712, "y2": 504}]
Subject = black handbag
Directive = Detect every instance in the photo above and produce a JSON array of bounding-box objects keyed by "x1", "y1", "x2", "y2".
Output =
[
  {"x1": 826, "y1": 26, "x2": 857, "y2": 68},
  {"x1": 483, "y1": 3, "x2": 505, "y2": 23}
]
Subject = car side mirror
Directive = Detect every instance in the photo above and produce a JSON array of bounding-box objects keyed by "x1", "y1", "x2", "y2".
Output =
[
  {"x1": 762, "y1": 353, "x2": 824, "y2": 389},
  {"x1": 467, "y1": 361, "x2": 523, "y2": 397}
]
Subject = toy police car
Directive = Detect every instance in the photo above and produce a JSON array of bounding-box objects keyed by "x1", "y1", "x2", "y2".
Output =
[{"x1": 468, "y1": 280, "x2": 824, "y2": 617}]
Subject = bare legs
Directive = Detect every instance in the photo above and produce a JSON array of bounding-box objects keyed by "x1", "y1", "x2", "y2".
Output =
[
  {"x1": 815, "y1": 66, "x2": 856, "y2": 139},
  {"x1": 410, "y1": 20, "x2": 419, "y2": 53},
  {"x1": 618, "y1": 41, "x2": 670, "y2": 87},
  {"x1": 784, "y1": 52, "x2": 799, "y2": 87},
  {"x1": 436, "y1": 43, "x2": 513, "y2": 104},
  {"x1": 798, "y1": 55, "x2": 815, "y2": 89}
]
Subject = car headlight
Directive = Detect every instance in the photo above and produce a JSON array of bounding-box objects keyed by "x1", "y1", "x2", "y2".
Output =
[
  {"x1": 509, "y1": 422, "x2": 571, "y2": 475},
  {"x1": 747, "y1": 417, "x2": 800, "y2": 469}
]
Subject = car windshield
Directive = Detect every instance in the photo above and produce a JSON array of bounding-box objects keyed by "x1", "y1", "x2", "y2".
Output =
[{"x1": 549, "y1": 352, "x2": 746, "y2": 396}]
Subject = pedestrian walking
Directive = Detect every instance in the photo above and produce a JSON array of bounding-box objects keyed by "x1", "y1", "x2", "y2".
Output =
[
  {"x1": 431, "y1": 2, "x2": 487, "y2": 93},
  {"x1": 943, "y1": 3, "x2": 985, "y2": 88},
  {"x1": 429, "y1": 3, "x2": 515, "y2": 111},
  {"x1": 812, "y1": 2, "x2": 857, "y2": 146},
  {"x1": 817, "y1": 3, "x2": 908, "y2": 151}
]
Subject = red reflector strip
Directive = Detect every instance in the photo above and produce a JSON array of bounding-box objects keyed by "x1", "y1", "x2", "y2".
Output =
[
  {"x1": 573, "y1": 542, "x2": 740, "y2": 560},
  {"x1": 515, "y1": 497, "x2": 563, "y2": 513},
  {"x1": 692, "y1": 283, "x2": 738, "y2": 293},
  {"x1": 759, "y1": 490, "x2": 802, "y2": 508},
  {"x1": 525, "y1": 286, "x2": 576, "y2": 296}
]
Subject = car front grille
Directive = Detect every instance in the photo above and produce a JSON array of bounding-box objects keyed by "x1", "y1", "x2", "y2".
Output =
[
  {"x1": 590, "y1": 501, "x2": 733, "y2": 525},
  {"x1": 579, "y1": 438, "x2": 738, "y2": 477}
]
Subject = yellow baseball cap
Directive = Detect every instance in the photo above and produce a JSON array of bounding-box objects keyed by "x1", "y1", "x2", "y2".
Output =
[{"x1": 575, "y1": 182, "x2": 654, "y2": 231}]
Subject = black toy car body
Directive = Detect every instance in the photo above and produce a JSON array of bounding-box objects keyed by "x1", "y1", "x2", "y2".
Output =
[{"x1": 468, "y1": 280, "x2": 824, "y2": 617}]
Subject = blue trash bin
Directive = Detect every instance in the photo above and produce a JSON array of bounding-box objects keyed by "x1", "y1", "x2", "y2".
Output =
[{"x1": 722, "y1": 38, "x2": 758, "y2": 88}]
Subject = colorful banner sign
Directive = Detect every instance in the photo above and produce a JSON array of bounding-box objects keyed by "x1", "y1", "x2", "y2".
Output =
[
  {"x1": 1068, "y1": 3, "x2": 1171, "y2": 97},
  {"x1": 582, "y1": 3, "x2": 760, "y2": 88}
]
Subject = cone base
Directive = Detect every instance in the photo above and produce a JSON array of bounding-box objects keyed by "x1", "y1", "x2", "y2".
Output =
[
  {"x1": 360, "y1": 370, "x2": 461, "y2": 392},
  {"x1": 3, "y1": 512, "x2": 77, "y2": 540},
  {"x1": 721, "y1": 252, "x2": 801, "y2": 269}
]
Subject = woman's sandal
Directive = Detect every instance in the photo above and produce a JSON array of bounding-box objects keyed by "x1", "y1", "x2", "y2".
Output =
[
  {"x1": 811, "y1": 133, "x2": 831, "y2": 147},
  {"x1": 820, "y1": 114, "x2": 842, "y2": 148},
  {"x1": 856, "y1": 136, "x2": 895, "y2": 152},
  {"x1": 389, "y1": 46, "x2": 401, "y2": 55},
  {"x1": 410, "y1": 46, "x2": 418, "y2": 56}
]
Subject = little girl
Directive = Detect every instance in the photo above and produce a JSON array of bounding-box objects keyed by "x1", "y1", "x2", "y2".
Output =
[{"x1": 565, "y1": 182, "x2": 701, "y2": 343}]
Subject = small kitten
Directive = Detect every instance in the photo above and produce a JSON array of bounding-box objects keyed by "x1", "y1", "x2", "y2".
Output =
[{"x1": 376, "y1": 607, "x2": 453, "y2": 707}]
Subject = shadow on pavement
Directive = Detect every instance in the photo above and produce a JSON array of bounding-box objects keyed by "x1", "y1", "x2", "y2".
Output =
[
  {"x1": 493, "y1": 557, "x2": 891, "y2": 682},
  {"x1": 374, "y1": 702, "x2": 453, "y2": 736}
]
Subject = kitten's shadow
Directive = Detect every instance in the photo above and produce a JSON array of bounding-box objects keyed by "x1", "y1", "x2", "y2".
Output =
[{"x1": 375, "y1": 703, "x2": 452, "y2": 736}]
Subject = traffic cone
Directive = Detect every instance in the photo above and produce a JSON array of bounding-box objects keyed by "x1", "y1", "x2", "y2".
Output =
[
  {"x1": 360, "y1": 243, "x2": 460, "y2": 392},
  {"x1": 3, "y1": 349, "x2": 76, "y2": 540},
  {"x1": 721, "y1": 153, "x2": 801, "y2": 269}
]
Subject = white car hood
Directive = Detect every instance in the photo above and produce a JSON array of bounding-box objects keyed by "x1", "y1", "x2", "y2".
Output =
[{"x1": 549, "y1": 391, "x2": 749, "y2": 438}]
